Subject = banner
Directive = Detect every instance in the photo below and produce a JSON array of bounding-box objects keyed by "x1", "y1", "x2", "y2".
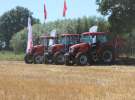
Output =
[{"x1": 26, "y1": 17, "x2": 33, "y2": 53}]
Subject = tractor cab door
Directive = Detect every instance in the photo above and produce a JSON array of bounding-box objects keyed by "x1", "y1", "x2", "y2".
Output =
[
  {"x1": 95, "y1": 34, "x2": 109, "y2": 50},
  {"x1": 64, "y1": 36, "x2": 71, "y2": 52},
  {"x1": 43, "y1": 38, "x2": 49, "y2": 50},
  {"x1": 91, "y1": 34, "x2": 108, "y2": 50},
  {"x1": 60, "y1": 36, "x2": 69, "y2": 52}
]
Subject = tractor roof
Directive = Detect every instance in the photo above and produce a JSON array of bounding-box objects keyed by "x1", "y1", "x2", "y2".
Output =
[
  {"x1": 40, "y1": 36, "x2": 57, "y2": 39},
  {"x1": 61, "y1": 34, "x2": 80, "y2": 36},
  {"x1": 82, "y1": 32, "x2": 109, "y2": 35}
]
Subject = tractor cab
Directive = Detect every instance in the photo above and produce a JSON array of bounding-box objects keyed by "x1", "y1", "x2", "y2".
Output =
[
  {"x1": 39, "y1": 36, "x2": 58, "y2": 50},
  {"x1": 44, "y1": 34, "x2": 80, "y2": 65},
  {"x1": 60, "y1": 34, "x2": 80, "y2": 44},
  {"x1": 24, "y1": 35, "x2": 58, "y2": 64},
  {"x1": 59, "y1": 34, "x2": 80, "y2": 52}
]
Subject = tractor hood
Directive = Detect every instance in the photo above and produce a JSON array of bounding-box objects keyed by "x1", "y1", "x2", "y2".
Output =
[
  {"x1": 70, "y1": 43, "x2": 91, "y2": 53},
  {"x1": 29, "y1": 45, "x2": 45, "y2": 55},
  {"x1": 51, "y1": 44, "x2": 64, "y2": 53}
]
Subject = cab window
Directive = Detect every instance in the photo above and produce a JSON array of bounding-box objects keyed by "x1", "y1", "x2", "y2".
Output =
[
  {"x1": 81, "y1": 34, "x2": 93, "y2": 44},
  {"x1": 60, "y1": 37, "x2": 70, "y2": 45},
  {"x1": 96, "y1": 35, "x2": 108, "y2": 43},
  {"x1": 69, "y1": 36, "x2": 80, "y2": 44}
]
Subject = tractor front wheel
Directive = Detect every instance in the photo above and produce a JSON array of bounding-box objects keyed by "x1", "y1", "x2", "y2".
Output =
[
  {"x1": 76, "y1": 53, "x2": 88, "y2": 66},
  {"x1": 33, "y1": 54, "x2": 44, "y2": 64},
  {"x1": 54, "y1": 53, "x2": 64, "y2": 65},
  {"x1": 24, "y1": 54, "x2": 33, "y2": 64}
]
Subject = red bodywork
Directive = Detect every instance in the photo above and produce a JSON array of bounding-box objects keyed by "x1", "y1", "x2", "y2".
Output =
[
  {"x1": 51, "y1": 44, "x2": 64, "y2": 53},
  {"x1": 29, "y1": 36, "x2": 57, "y2": 56},
  {"x1": 30, "y1": 45, "x2": 45, "y2": 55},
  {"x1": 70, "y1": 32, "x2": 125, "y2": 57},
  {"x1": 71, "y1": 43, "x2": 91, "y2": 53}
]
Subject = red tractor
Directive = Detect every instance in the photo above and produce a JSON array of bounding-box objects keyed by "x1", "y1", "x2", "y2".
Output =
[
  {"x1": 44, "y1": 34, "x2": 80, "y2": 65},
  {"x1": 24, "y1": 36, "x2": 58, "y2": 64},
  {"x1": 64, "y1": 32, "x2": 124, "y2": 65}
]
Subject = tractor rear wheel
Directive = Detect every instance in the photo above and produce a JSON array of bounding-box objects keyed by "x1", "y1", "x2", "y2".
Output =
[
  {"x1": 54, "y1": 53, "x2": 64, "y2": 65},
  {"x1": 101, "y1": 49, "x2": 114, "y2": 64},
  {"x1": 76, "y1": 53, "x2": 88, "y2": 66},
  {"x1": 33, "y1": 54, "x2": 43, "y2": 64},
  {"x1": 24, "y1": 54, "x2": 33, "y2": 64}
]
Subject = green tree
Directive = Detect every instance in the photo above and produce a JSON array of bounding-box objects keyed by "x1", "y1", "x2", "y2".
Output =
[
  {"x1": 96, "y1": 0, "x2": 135, "y2": 34},
  {"x1": 76, "y1": 18, "x2": 82, "y2": 34},
  {"x1": 0, "y1": 6, "x2": 40, "y2": 49},
  {"x1": 10, "y1": 24, "x2": 46, "y2": 53}
]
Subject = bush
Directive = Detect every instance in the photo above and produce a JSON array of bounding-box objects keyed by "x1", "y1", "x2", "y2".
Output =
[
  {"x1": 10, "y1": 24, "x2": 46, "y2": 53},
  {"x1": 0, "y1": 51, "x2": 24, "y2": 61}
]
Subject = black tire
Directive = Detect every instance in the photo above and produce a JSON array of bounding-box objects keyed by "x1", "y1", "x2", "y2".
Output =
[
  {"x1": 76, "y1": 53, "x2": 88, "y2": 66},
  {"x1": 101, "y1": 49, "x2": 114, "y2": 64},
  {"x1": 90, "y1": 50, "x2": 99, "y2": 64},
  {"x1": 53, "y1": 53, "x2": 64, "y2": 65},
  {"x1": 44, "y1": 54, "x2": 53, "y2": 64},
  {"x1": 33, "y1": 54, "x2": 43, "y2": 64},
  {"x1": 24, "y1": 54, "x2": 33, "y2": 64},
  {"x1": 64, "y1": 54, "x2": 74, "y2": 66}
]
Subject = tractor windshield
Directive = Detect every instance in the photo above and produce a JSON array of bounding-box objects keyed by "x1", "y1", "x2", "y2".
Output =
[
  {"x1": 81, "y1": 34, "x2": 93, "y2": 44},
  {"x1": 39, "y1": 37, "x2": 58, "y2": 47},
  {"x1": 60, "y1": 36, "x2": 79, "y2": 45},
  {"x1": 81, "y1": 34, "x2": 108, "y2": 44},
  {"x1": 96, "y1": 35, "x2": 108, "y2": 43},
  {"x1": 40, "y1": 38, "x2": 48, "y2": 46}
]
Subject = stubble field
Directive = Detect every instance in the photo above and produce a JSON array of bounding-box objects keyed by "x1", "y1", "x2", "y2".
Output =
[{"x1": 0, "y1": 61, "x2": 135, "y2": 100}]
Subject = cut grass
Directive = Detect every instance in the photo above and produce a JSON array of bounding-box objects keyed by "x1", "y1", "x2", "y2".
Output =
[
  {"x1": 0, "y1": 51, "x2": 24, "y2": 61},
  {"x1": 0, "y1": 61, "x2": 135, "y2": 100}
]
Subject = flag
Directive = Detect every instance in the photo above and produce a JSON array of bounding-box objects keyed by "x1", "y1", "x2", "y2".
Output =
[
  {"x1": 26, "y1": 17, "x2": 33, "y2": 53},
  {"x1": 63, "y1": 0, "x2": 67, "y2": 17},
  {"x1": 89, "y1": 26, "x2": 98, "y2": 32},
  {"x1": 44, "y1": 0, "x2": 47, "y2": 20}
]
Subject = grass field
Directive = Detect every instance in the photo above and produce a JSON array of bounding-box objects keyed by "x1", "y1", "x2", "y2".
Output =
[
  {"x1": 0, "y1": 61, "x2": 135, "y2": 100},
  {"x1": 0, "y1": 51, "x2": 24, "y2": 61}
]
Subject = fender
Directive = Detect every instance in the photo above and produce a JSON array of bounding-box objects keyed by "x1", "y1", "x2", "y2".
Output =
[
  {"x1": 33, "y1": 52, "x2": 43, "y2": 57},
  {"x1": 54, "y1": 51, "x2": 64, "y2": 57},
  {"x1": 75, "y1": 52, "x2": 84, "y2": 58}
]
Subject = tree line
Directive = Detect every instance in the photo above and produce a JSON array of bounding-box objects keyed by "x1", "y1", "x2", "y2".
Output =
[
  {"x1": 1, "y1": 0, "x2": 135, "y2": 53},
  {"x1": 10, "y1": 16, "x2": 109, "y2": 53}
]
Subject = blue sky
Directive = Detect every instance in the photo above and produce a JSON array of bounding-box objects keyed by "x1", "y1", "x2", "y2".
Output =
[{"x1": 0, "y1": 0, "x2": 102, "y2": 23}]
